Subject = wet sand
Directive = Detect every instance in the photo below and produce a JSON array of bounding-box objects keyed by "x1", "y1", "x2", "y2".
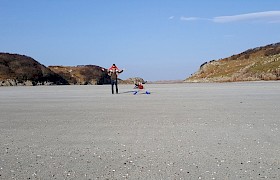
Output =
[{"x1": 1, "y1": 82, "x2": 280, "y2": 179}]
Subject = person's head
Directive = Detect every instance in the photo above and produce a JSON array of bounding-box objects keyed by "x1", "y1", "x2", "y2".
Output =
[{"x1": 112, "y1": 64, "x2": 116, "y2": 67}]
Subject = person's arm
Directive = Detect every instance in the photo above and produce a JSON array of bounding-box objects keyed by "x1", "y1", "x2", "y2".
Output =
[{"x1": 101, "y1": 68, "x2": 112, "y2": 76}]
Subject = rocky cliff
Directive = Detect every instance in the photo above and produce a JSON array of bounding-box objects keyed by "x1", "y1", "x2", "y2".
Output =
[
  {"x1": 0, "y1": 53, "x2": 68, "y2": 86},
  {"x1": 0, "y1": 53, "x2": 141, "y2": 86},
  {"x1": 185, "y1": 43, "x2": 280, "y2": 82},
  {"x1": 48, "y1": 65, "x2": 111, "y2": 85}
]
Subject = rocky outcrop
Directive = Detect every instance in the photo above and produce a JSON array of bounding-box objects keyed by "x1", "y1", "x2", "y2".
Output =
[
  {"x1": 121, "y1": 77, "x2": 146, "y2": 84},
  {"x1": 186, "y1": 43, "x2": 280, "y2": 82},
  {"x1": 48, "y1": 65, "x2": 111, "y2": 85},
  {"x1": 0, "y1": 53, "x2": 68, "y2": 86},
  {"x1": 0, "y1": 53, "x2": 147, "y2": 86}
]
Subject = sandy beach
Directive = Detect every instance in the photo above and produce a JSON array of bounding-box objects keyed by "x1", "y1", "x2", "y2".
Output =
[{"x1": 1, "y1": 82, "x2": 280, "y2": 179}]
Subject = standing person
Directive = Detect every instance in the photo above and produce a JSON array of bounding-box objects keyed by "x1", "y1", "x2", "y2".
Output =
[{"x1": 106, "y1": 64, "x2": 123, "y2": 94}]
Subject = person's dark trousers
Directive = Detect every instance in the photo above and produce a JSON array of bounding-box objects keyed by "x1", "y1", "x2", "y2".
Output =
[{"x1": 111, "y1": 79, "x2": 118, "y2": 94}]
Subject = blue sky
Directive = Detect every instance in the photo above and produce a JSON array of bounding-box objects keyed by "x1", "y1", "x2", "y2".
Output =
[{"x1": 1, "y1": 0, "x2": 280, "y2": 81}]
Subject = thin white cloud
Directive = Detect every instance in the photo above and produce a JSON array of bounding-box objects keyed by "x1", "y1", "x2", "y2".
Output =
[
  {"x1": 168, "y1": 16, "x2": 175, "y2": 20},
  {"x1": 180, "y1": 16, "x2": 200, "y2": 21},
  {"x1": 180, "y1": 11, "x2": 280, "y2": 23},
  {"x1": 213, "y1": 11, "x2": 280, "y2": 23}
]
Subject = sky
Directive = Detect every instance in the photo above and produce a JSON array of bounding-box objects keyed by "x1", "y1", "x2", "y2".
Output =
[{"x1": 1, "y1": 0, "x2": 280, "y2": 81}]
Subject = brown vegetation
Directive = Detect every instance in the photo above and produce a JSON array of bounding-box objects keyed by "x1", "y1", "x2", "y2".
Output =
[
  {"x1": 0, "y1": 53, "x2": 139, "y2": 86},
  {"x1": 48, "y1": 65, "x2": 111, "y2": 85},
  {"x1": 0, "y1": 53, "x2": 68, "y2": 86},
  {"x1": 185, "y1": 43, "x2": 280, "y2": 82}
]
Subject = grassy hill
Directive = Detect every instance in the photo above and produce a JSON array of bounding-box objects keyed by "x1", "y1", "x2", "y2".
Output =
[{"x1": 185, "y1": 43, "x2": 280, "y2": 82}]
